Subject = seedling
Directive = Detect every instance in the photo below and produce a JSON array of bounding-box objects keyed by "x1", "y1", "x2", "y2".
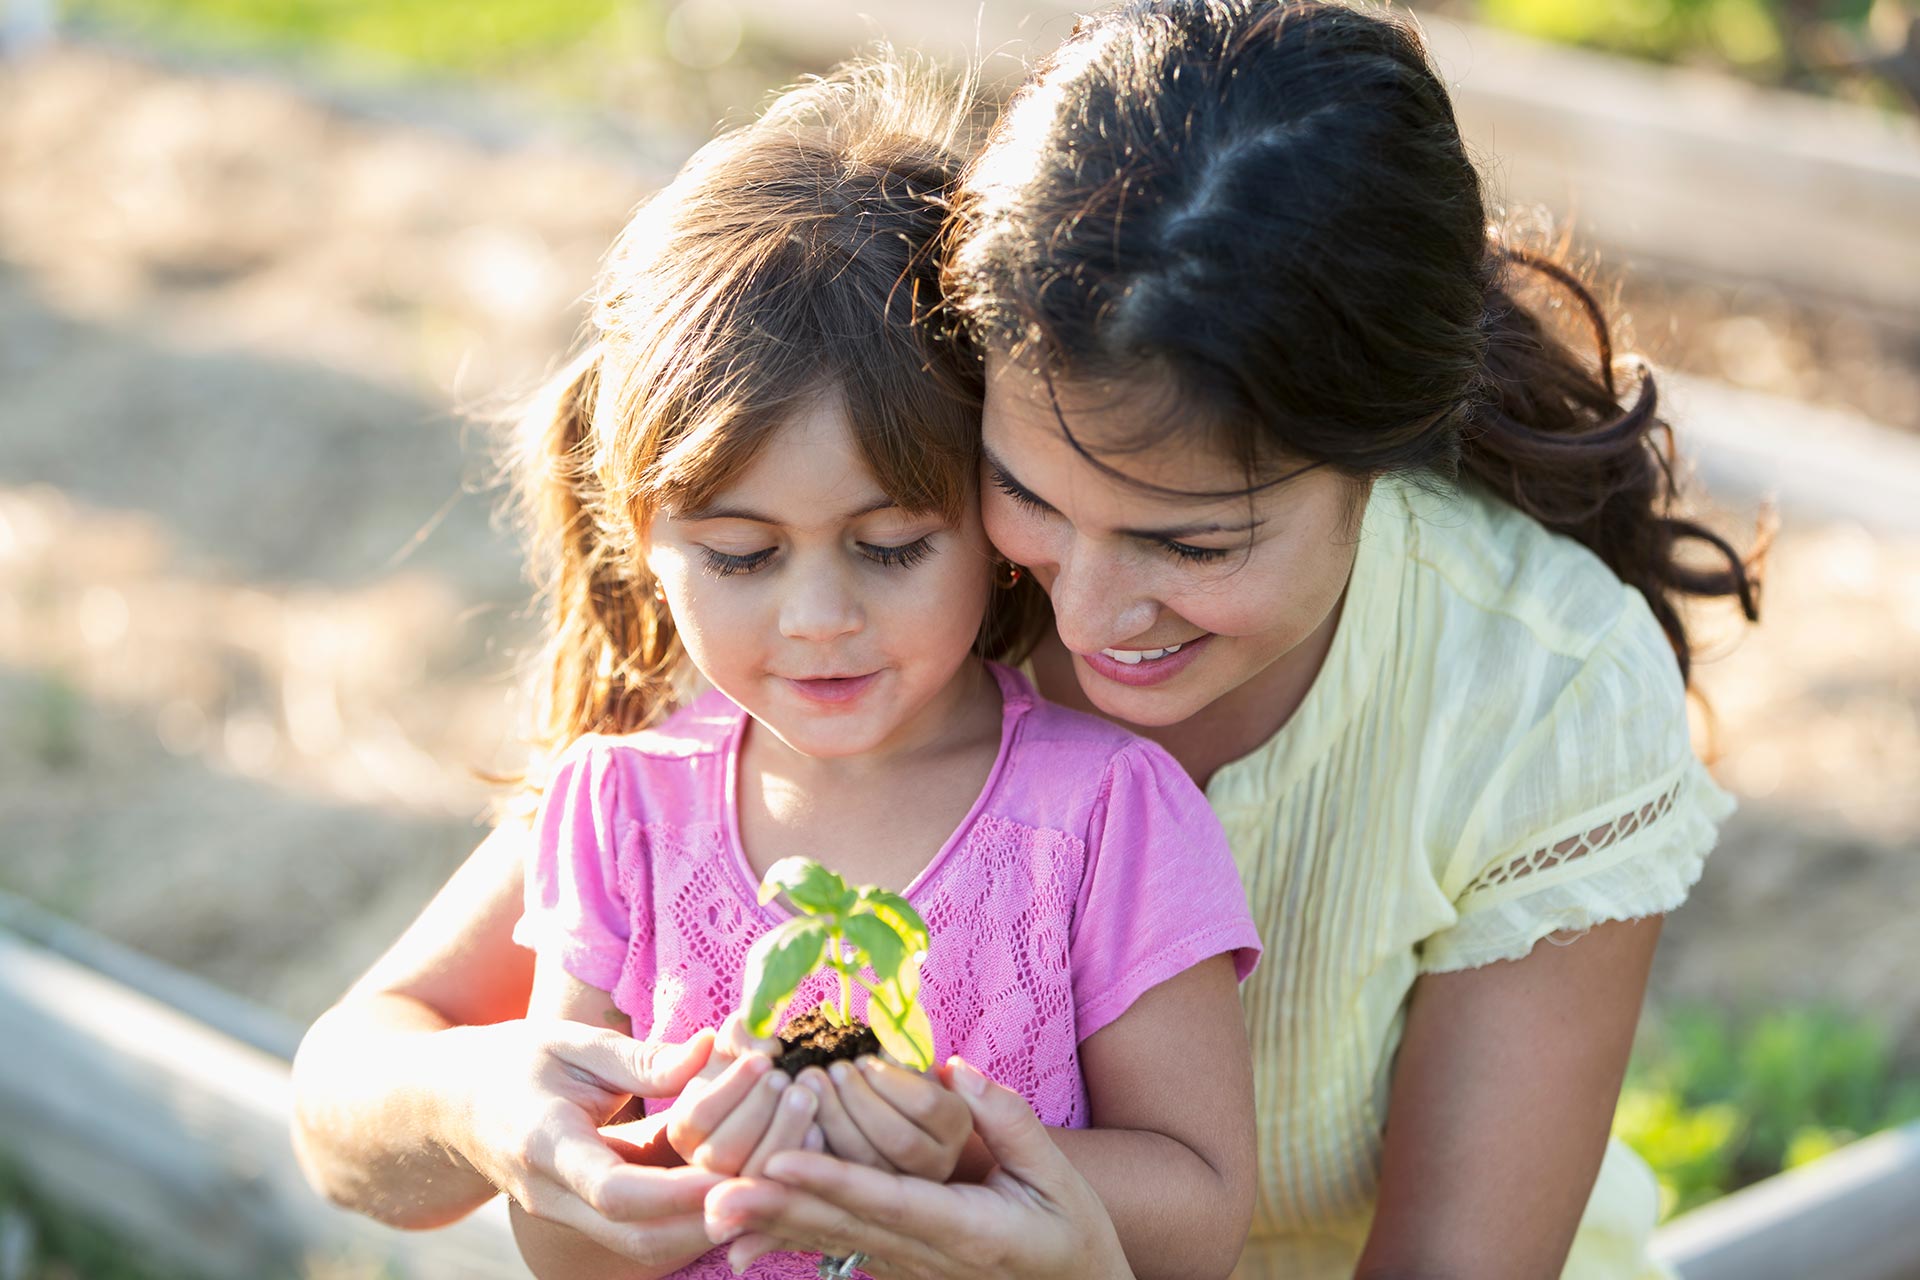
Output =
[{"x1": 741, "y1": 856, "x2": 936, "y2": 1072}]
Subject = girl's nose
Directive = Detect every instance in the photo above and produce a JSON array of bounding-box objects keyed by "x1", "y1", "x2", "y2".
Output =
[
  {"x1": 1047, "y1": 543, "x2": 1156, "y2": 654},
  {"x1": 777, "y1": 570, "x2": 864, "y2": 642}
]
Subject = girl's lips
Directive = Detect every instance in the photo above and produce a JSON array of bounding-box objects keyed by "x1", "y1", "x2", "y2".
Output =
[
  {"x1": 783, "y1": 672, "x2": 880, "y2": 704},
  {"x1": 1079, "y1": 635, "x2": 1212, "y2": 687}
]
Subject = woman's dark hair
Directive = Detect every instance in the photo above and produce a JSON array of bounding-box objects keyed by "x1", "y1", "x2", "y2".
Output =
[{"x1": 949, "y1": 0, "x2": 1762, "y2": 683}]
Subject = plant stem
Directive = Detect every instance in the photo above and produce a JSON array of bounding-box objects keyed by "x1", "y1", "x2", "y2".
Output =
[{"x1": 835, "y1": 934, "x2": 852, "y2": 1023}]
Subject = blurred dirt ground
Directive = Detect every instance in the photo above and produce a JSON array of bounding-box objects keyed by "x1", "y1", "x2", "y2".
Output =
[{"x1": 1, "y1": 45, "x2": 1916, "y2": 1051}]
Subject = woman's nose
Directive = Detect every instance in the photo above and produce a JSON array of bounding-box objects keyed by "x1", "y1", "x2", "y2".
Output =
[{"x1": 1047, "y1": 543, "x2": 1156, "y2": 653}]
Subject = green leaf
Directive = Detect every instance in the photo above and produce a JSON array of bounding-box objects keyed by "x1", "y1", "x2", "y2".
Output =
[
  {"x1": 758, "y1": 857, "x2": 854, "y2": 916},
  {"x1": 842, "y1": 912, "x2": 906, "y2": 983},
  {"x1": 855, "y1": 888, "x2": 928, "y2": 952},
  {"x1": 867, "y1": 980, "x2": 937, "y2": 1071},
  {"x1": 740, "y1": 917, "x2": 829, "y2": 1037}
]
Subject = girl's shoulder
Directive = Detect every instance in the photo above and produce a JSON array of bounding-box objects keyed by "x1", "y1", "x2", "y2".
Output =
[
  {"x1": 541, "y1": 689, "x2": 743, "y2": 816},
  {"x1": 989, "y1": 662, "x2": 1199, "y2": 818}
]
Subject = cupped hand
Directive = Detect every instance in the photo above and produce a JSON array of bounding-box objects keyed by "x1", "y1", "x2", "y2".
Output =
[
  {"x1": 705, "y1": 1058, "x2": 1133, "y2": 1280},
  {"x1": 665, "y1": 1013, "x2": 821, "y2": 1177},
  {"x1": 442, "y1": 1018, "x2": 725, "y2": 1265},
  {"x1": 796, "y1": 1054, "x2": 973, "y2": 1181}
]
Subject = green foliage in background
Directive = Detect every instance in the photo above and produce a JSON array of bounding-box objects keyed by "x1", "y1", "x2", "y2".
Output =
[
  {"x1": 1475, "y1": 0, "x2": 1876, "y2": 79},
  {"x1": 66, "y1": 0, "x2": 654, "y2": 79},
  {"x1": 0, "y1": 1154, "x2": 194, "y2": 1280},
  {"x1": 1615, "y1": 1005, "x2": 1920, "y2": 1219}
]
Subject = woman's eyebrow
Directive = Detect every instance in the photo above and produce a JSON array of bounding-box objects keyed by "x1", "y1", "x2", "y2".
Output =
[
  {"x1": 984, "y1": 447, "x2": 1263, "y2": 540},
  {"x1": 681, "y1": 496, "x2": 900, "y2": 524}
]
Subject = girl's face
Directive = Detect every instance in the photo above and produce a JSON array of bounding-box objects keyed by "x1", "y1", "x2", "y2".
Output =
[
  {"x1": 981, "y1": 357, "x2": 1364, "y2": 729},
  {"x1": 645, "y1": 390, "x2": 992, "y2": 760}
]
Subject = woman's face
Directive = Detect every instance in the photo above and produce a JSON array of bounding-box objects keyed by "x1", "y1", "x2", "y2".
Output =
[{"x1": 981, "y1": 357, "x2": 1365, "y2": 729}]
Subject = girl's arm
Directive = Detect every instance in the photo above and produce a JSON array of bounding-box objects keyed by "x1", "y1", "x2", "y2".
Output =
[
  {"x1": 1051, "y1": 953, "x2": 1256, "y2": 1280},
  {"x1": 1353, "y1": 916, "x2": 1661, "y2": 1279},
  {"x1": 289, "y1": 827, "x2": 722, "y2": 1264}
]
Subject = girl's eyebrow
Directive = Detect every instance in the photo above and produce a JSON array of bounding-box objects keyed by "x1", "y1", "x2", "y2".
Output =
[
  {"x1": 681, "y1": 496, "x2": 901, "y2": 524},
  {"x1": 984, "y1": 448, "x2": 1264, "y2": 540}
]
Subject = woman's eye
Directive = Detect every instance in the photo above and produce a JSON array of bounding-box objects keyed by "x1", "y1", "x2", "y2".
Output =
[
  {"x1": 1160, "y1": 539, "x2": 1233, "y2": 564},
  {"x1": 989, "y1": 467, "x2": 1051, "y2": 515},
  {"x1": 697, "y1": 547, "x2": 776, "y2": 578},
  {"x1": 861, "y1": 536, "x2": 936, "y2": 569}
]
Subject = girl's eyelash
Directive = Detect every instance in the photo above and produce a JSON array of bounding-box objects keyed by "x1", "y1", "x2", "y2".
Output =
[
  {"x1": 697, "y1": 547, "x2": 776, "y2": 577},
  {"x1": 862, "y1": 536, "x2": 935, "y2": 569}
]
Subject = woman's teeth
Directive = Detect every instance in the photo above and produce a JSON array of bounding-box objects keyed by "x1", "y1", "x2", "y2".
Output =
[{"x1": 1099, "y1": 642, "x2": 1185, "y2": 665}]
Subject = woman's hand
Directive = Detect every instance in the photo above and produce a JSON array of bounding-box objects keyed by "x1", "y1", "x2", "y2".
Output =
[
  {"x1": 705, "y1": 1058, "x2": 1133, "y2": 1280},
  {"x1": 664, "y1": 1014, "x2": 821, "y2": 1177},
  {"x1": 440, "y1": 1018, "x2": 727, "y2": 1264},
  {"x1": 796, "y1": 1055, "x2": 974, "y2": 1182}
]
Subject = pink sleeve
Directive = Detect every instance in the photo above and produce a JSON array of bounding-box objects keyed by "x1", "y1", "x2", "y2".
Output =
[
  {"x1": 1070, "y1": 742, "x2": 1262, "y2": 1042},
  {"x1": 511, "y1": 741, "x2": 632, "y2": 994}
]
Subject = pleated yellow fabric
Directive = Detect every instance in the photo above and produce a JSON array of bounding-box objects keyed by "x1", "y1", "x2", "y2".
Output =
[{"x1": 1213, "y1": 476, "x2": 1732, "y2": 1278}]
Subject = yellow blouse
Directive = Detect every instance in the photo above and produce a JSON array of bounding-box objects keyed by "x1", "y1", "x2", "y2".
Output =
[{"x1": 1215, "y1": 477, "x2": 1732, "y2": 1279}]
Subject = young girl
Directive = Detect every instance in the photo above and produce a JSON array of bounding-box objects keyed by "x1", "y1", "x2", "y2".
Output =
[{"x1": 501, "y1": 61, "x2": 1262, "y2": 1280}]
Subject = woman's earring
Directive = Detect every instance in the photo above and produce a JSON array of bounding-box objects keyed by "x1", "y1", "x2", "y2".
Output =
[
  {"x1": 994, "y1": 560, "x2": 1024, "y2": 590},
  {"x1": 651, "y1": 582, "x2": 667, "y2": 604}
]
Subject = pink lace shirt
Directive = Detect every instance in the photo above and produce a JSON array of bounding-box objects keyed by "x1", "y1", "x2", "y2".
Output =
[{"x1": 515, "y1": 663, "x2": 1261, "y2": 1279}]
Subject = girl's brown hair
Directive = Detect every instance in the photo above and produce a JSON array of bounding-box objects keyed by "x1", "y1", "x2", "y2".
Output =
[
  {"x1": 950, "y1": 0, "x2": 1763, "y2": 684},
  {"x1": 508, "y1": 58, "x2": 1045, "y2": 776}
]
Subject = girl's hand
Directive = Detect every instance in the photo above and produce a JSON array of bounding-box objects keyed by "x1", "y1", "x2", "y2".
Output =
[
  {"x1": 443, "y1": 1019, "x2": 725, "y2": 1264},
  {"x1": 797, "y1": 1055, "x2": 974, "y2": 1182},
  {"x1": 706, "y1": 1058, "x2": 1133, "y2": 1280},
  {"x1": 665, "y1": 1014, "x2": 820, "y2": 1177}
]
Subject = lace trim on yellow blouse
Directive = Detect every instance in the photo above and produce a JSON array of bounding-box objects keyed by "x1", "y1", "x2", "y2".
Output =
[
  {"x1": 1420, "y1": 760, "x2": 1735, "y2": 974},
  {"x1": 1459, "y1": 777, "x2": 1684, "y2": 897}
]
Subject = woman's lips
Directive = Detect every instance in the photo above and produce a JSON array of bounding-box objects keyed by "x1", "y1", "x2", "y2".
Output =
[
  {"x1": 783, "y1": 672, "x2": 881, "y2": 704},
  {"x1": 1079, "y1": 635, "x2": 1211, "y2": 687}
]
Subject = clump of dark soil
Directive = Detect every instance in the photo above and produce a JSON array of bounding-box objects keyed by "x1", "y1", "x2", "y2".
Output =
[{"x1": 775, "y1": 1006, "x2": 881, "y2": 1077}]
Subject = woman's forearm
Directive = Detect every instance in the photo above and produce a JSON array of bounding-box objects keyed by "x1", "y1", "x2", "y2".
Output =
[
  {"x1": 290, "y1": 993, "x2": 497, "y2": 1227},
  {"x1": 1051, "y1": 1127, "x2": 1250, "y2": 1280},
  {"x1": 509, "y1": 1202, "x2": 705, "y2": 1280}
]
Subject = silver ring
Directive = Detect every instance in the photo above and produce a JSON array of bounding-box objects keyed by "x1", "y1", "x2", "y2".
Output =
[{"x1": 819, "y1": 1252, "x2": 869, "y2": 1279}]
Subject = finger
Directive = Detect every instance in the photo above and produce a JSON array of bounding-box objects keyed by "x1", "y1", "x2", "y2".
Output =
[
  {"x1": 717, "y1": 1010, "x2": 783, "y2": 1059},
  {"x1": 856, "y1": 1055, "x2": 972, "y2": 1147},
  {"x1": 799, "y1": 1068, "x2": 884, "y2": 1168},
  {"x1": 741, "y1": 1078, "x2": 817, "y2": 1177},
  {"x1": 707, "y1": 1170, "x2": 939, "y2": 1272},
  {"x1": 555, "y1": 1025, "x2": 714, "y2": 1100},
  {"x1": 669, "y1": 1052, "x2": 772, "y2": 1157},
  {"x1": 724, "y1": 1233, "x2": 784, "y2": 1271},
  {"x1": 940, "y1": 1057, "x2": 1065, "y2": 1187},
  {"x1": 830, "y1": 1058, "x2": 944, "y2": 1173},
  {"x1": 536, "y1": 1196, "x2": 717, "y2": 1268},
  {"x1": 694, "y1": 1066, "x2": 790, "y2": 1173}
]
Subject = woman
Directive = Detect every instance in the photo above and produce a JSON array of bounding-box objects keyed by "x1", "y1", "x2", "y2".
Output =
[{"x1": 292, "y1": 3, "x2": 1759, "y2": 1276}]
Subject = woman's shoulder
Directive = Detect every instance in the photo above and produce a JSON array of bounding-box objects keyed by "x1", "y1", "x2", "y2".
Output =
[{"x1": 1394, "y1": 477, "x2": 1641, "y2": 667}]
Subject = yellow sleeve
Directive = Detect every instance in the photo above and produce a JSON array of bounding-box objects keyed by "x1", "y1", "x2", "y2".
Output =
[{"x1": 1419, "y1": 590, "x2": 1736, "y2": 975}]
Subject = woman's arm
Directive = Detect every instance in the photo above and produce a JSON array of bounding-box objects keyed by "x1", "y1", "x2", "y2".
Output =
[
  {"x1": 291, "y1": 824, "x2": 540, "y2": 1223},
  {"x1": 1353, "y1": 916, "x2": 1663, "y2": 1280},
  {"x1": 1051, "y1": 954, "x2": 1256, "y2": 1280},
  {"x1": 289, "y1": 826, "x2": 722, "y2": 1265}
]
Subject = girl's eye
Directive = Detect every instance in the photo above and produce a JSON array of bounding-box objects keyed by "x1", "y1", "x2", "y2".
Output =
[
  {"x1": 1160, "y1": 540, "x2": 1233, "y2": 564},
  {"x1": 697, "y1": 547, "x2": 776, "y2": 578},
  {"x1": 989, "y1": 467, "x2": 1051, "y2": 515},
  {"x1": 861, "y1": 536, "x2": 936, "y2": 569}
]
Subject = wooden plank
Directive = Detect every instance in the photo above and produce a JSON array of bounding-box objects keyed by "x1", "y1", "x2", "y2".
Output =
[
  {"x1": 0, "y1": 923, "x2": 528, "y2": 1280},
  {"x1": 1655, "y1": 1122, "x2": 1920, "y2": 1280}
]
